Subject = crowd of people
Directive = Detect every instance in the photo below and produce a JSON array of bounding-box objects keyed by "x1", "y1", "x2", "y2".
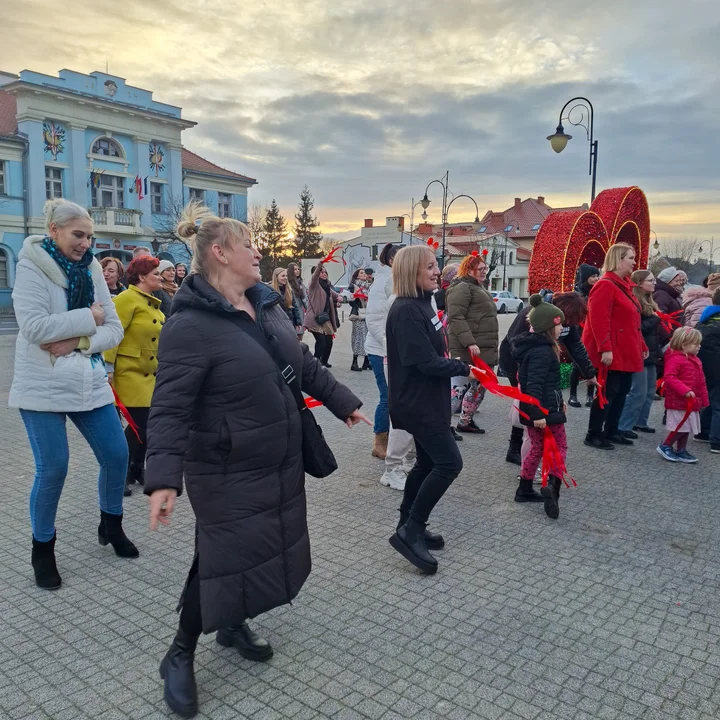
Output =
[{"x1": 7, "y1": 197, "x2": 720, "y2": 718}]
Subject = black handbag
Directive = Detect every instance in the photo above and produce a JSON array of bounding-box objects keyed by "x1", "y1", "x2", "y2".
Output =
[
  {"x1": 231, "y1": 316, "x2": 338, "y2": 478},
  {"x1": 315, "y1": 310, "x2": 331, "y2": 326}
]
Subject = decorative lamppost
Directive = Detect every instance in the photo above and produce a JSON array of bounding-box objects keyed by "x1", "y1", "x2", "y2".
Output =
[
  {"x1": 699, "y1": 237, "x2": 719, "y2": 272},
  {"x1": 651, "y1": 230, "x2": 660, "y2": 256},
  {"x1": 420, "y1": 171, "x2": 450, "y2": 269},
  {"x1": 446, "y1": 194, "x2": 481, "y2": 264},
  {"x1": 547, "y1": 97, "x2": 598, "y2": 202}
]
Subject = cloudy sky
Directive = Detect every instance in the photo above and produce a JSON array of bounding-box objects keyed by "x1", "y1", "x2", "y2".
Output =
[{"x1": 2, "y1": 0, "x2": 719, "y2": 245}]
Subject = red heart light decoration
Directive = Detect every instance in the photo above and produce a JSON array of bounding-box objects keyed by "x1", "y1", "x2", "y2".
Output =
[
  {"x1": 528, "y1": 186, "x2": 650, "y2": 293},
  {"x1": 471, "y1": 249, "x2": 479, "y2": 257},
  {"x1": 482, "y1": 248, "x2": 488, "y2": 256}
]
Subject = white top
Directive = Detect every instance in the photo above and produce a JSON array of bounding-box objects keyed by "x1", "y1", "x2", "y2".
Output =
[
  {"x1": 9, "y1": 236, "x2": 123, "y2": 412},
  {"x1": 364, "y1": 265, "x2": 394, "y2": 357}
]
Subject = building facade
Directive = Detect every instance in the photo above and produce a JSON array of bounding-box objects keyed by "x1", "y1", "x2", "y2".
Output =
[{"x1": 0, "y1": 69, "x2": 256, "y2": 309}]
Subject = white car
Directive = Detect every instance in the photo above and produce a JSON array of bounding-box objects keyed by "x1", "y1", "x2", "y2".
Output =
[{"x1": 490, "y1": 291, "x2": 524, "y2": 314}]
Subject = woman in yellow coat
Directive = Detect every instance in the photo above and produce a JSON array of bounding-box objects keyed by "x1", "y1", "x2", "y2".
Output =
[{"x1": 104, "y1": 256, "x2": 164, "y2": 495}]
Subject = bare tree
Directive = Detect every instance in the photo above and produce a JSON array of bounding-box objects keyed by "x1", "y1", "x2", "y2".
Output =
[
  {"x1": 247, "y1": 203, "x2": 268, "y2": 247},
  {"x1": 152, "y1": 194, "x2": 194, "y2": 259},
  {"x1": 659, "y1": 236, "x2": 703, "y2": 273}
]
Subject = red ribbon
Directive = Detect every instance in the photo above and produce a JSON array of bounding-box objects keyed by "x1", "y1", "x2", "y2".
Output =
[
  {"x1": 596, "y1": 365, "x2": 609, "y2": 409},
  {"x1": 665, "y1": 397, "x2": 694, "y2": 445},
  {"x1": 657, "y1": 310, "x2": 683, "y2": 335},
  {"x1": 656, "y1": 378, "x2": 665, "y2": 397},
  {"x1": 305, "y1": 397, "x2": 323, "y2": 409},
  {"x1": 541, "y1": 426, "x2": 577, "y2": 489},
  {"x1": 111, "y1": 387, "x2": 141, "y2": 442},
  {"x1": 469, "y1": 357, "x2": 549, "y2": 417},
  {"x1": 321, "y1": 246, "x2": 346, "y2": 265}
]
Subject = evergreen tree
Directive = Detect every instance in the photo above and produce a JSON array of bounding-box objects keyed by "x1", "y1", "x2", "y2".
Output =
[
  {"x1": 260, "y1": 199, "x2": 288, "y2": 280},
  {"x1": 292, "y1": 185, "x2": 323, "y2": 259}
]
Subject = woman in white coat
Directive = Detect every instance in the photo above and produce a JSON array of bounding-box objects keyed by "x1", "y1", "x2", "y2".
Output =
[{"x1": 9, "y1": 199, "x2": 138, "y2": 591}]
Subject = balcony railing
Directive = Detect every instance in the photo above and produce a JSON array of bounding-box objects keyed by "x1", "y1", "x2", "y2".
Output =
[{"x1": 88, "y1": 207, "x2": 143, "y2": 234}]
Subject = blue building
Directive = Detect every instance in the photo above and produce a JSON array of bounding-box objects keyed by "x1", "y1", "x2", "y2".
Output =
[{"x1": 0, "y1": 69, "x2": 256, "y2": 309}]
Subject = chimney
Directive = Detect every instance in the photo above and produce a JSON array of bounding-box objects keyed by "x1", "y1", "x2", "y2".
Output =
[
  {"x1": 537, "y1": 196, "x2": 545, "y2": 205},
  {"x1": 514, "y1": 198, "x2": 521, "y2": 210},
  {"x1": 417, "y1": 223, "x2": 432, "y2": 234},
  {"x1": 364, "y1": 219, "x2": 373, "y2": 228}
]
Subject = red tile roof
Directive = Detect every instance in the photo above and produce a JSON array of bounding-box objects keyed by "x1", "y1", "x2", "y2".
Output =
[
  {"x1": 181, "y1": 148, "x2": 256, "y2": 184},
  {"x1": 0, "y1": 90, "x2": 18, "y2": 137}
]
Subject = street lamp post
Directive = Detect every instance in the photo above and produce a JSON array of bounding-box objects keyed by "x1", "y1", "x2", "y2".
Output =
[
  {"x1": 408, "y1": 199, "x2": 424, "y2": 245},
  {"x1": 699, "y1": 237, "x2": 719, "y2": 272},
  {"x1": 547, "y1": 97, "x2": 598, "y2": 202},
  {"x1": 651, "y1": 230, "x2": 660, "y2": 256},
  {"x1": 502, "y1": 226, "x2": 518, "y2": 290},
  {"x1": 420, "y1": 171, "x2": 450, "y2": 269}
]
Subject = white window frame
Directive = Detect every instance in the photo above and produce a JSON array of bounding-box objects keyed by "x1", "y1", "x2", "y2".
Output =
[
  {"x1": 45, "y1": 166, "x2": 63, "y2": 200},
  {"x1": 0, "y1": 161, "x2": 6, "y2": 195},
  {"x1": 91, "y1": 137, "x2": 124, "y2": 158},
  {"x1": 0, "y1": 248, "x2": 8, "y2": 288},
  {"x1": 189, "y1": 188, "x2": 205, "y2": 203},
  {"x1": 150, "y1": 182, "x2": 164, "y2": 214},
  {"x1": 218, "y1": 192, "x2": 231, "y2": 218},
  {"x1": 91, "y1": 174, "x2": 125, "y2": 208}
]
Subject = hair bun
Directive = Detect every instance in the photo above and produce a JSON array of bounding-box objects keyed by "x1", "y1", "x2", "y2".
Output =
[{"x1": 529, "y1": 293, "x2": 543, "y2": 308}]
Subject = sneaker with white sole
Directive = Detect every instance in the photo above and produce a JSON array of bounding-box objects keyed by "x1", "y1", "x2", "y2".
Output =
[
  {"x1": 675, "y1": 449, "x2": 698, "y2": 464},
  {"x1": 380, "y1": 467, "x2": 407, "y2": 491},
  {"x1": 711, "y1": 444, "x2": 720, "y2": 454},
  {"x1": 657, "y1": 444, "x2": 679, "y2": 462}
]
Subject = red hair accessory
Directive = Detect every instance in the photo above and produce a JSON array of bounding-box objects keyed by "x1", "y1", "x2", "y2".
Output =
[
  {"x1": 471, "y1": 250, "x2": 479, "y2": 257},
  {"x1": 482, "y1": 248, "x2": 488, "y2": 256},
  {"x1": 426, "y1": 239, "x2": 440, "y2": 250}
]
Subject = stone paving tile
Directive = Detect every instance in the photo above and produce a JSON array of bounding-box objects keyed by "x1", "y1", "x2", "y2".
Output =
[{"x1": 2, "y1": 315, "x2": 720, "y2": 720}]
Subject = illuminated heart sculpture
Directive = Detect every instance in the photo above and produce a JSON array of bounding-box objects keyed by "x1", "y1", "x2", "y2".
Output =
[{"x1": 528, "y1": 186, "x2": 650, "y2": 293}]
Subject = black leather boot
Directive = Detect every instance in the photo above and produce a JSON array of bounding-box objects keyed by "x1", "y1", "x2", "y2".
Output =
[
  {"x1": 389, "y1": 516, "x2": 438, "y2": 574},
  {"x1": 361, "y1": 356, "x2": 372, "y2": 371},
  {"x1": 568, "y1": 395, "x2": 581, "y2": 408},
  {"x1": 505, "y1": 426, "x2": 523, "y2": 465},
  {"x1": 31, "y1": 533, "x2": 62, "y2": 590},
  {"x1": 514, "y1": 478, "x2": 543, "y2": 503},
  {"x1": 159, "y1": 627, "x2": 200, "y2": 718},
  {"x1": 541, "y1": 475, "x2": 562, "y2": 520},
  {"x1": 350, "y1": 355, "x2": 361, "y2": 371},
  {"x1": 98, "y1": 511, "x2": 139, "y2": 558},
  {"x1": 398, "y1": 508, "x2": 444, "y2": 549},
  {"x1": 216, "y1": 622, "x2": 273, "y2": 661}
]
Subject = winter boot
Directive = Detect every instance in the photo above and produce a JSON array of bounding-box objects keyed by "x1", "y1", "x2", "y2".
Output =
[
  {"x1": 216, "y1": 622, "x2": 273, "y2": 661},
  {"x1": 398, "y1": 507, "x2": 444, "y2": 550},
  {"x1": 450, "y1": 427, "x2": 463, "y2": 442},
  {"x1": 541, "y1": 475, "x2": 562, "y2": 520},
  {"x1": 505, "y1": 426, "x2": 523, "y2": 465},
  {"x1": 389, "y1": 516, "x2": 438, "y2": 573},
  {"x1": 585, "y1": 389, "x2": 595, "y2": 407},
  {"x1": 350, "y1": 355, "x2": 361, "y2": 371},
  {"x1": 361, "y1": 356, "x2": 372, "y2": 371},
  {"x1": 457, "y1": 419, "x2": 485, "y2": 434},
  {"x1": 372, "y1": 432, "x2": 388, "y2": 459},
  {"x1": 514, "y1": 478, "x2": 543, "y2": 503},
  {"x1": 31, "y1": 533, "x2": 62, "y2": 590},
  {"x1": 98, "y1": 511, "x2": 139, "y2": 558},
  {"x1": 159, "y1": 626, "x2": 200, "y2": 718},
  {"x1": 568, "y1": 395, "x2": 581, "y2": 408}
]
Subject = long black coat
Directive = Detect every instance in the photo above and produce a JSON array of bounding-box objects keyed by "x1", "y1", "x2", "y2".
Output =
[
  {"x1": 145, "y1": 276, "x2": 361, "y2": 633},
  {"x1": 641, "y1": 313, "x2": 664, "y2": 366},
  {"x1": 511, "y1": 332, "x2": 567, "y2": 426}
]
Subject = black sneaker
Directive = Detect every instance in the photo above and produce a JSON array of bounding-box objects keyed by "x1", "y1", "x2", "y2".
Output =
[
  {"x1": 584, "y1": 435, "x2": 615, "y2": 450},
  {"x1": 621, "y1": 430, "x2": 639, "y2": 440},
  {"x1": 568, "y1": 396, "x2": 581, "y2": 408},
  {"x1": 634, "y1": 426, "x2": 656, "y2": 434},
  {"x1": 607, "y1": 432, "x2": 634, "y2": 446},
  {"x1": 711, "y1": 444, "x2": 720, "y2": 454},
  {"x1": 694, "y1": 433, "x2": 710, "y2": 443}
]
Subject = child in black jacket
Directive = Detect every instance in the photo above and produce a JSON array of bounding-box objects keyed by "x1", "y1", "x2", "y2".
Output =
[{"x1": 511, "y1": 294, "x2": 567, "y2": 519}]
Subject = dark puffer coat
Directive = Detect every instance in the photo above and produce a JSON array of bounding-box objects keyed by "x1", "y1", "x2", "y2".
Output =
[
  {"x1": 641, "y1": 313, "x2": 664, "y2": 366},
  {"x1": 144, "y1": 275, "x2": 361, "y2": 633},
  {"x1": 511, "y1": 331, "x2": 567, "y2": 426},
  {"x1": 653, "y1": 279, "x2": 684, "y2": 320}
]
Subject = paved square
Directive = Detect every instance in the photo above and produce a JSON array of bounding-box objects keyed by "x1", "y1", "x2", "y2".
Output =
[{"x1": 1, "y1": 316, "x2": 719, "y2": 720}]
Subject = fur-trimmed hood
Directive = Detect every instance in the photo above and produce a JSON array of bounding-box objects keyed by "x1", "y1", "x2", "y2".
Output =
[{"x1": 18, "y1": 235, "x2": 104, "y2": 288}]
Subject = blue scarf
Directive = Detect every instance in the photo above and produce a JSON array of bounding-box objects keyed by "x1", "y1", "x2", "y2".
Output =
[{"x1": 41, "y1": 237, "x2": 95, "y2": 311}]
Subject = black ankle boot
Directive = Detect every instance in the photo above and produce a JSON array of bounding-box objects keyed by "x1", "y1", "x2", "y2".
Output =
[
  {"x1": 568, "y1": 395, "x2": 581, "y2": 408},
  {"x1": 350, "y1": 356, "x2": 361, "y2": 371},
  {"x1": 160, "y1": 627, "x2": 200, "y2": 718},
  {"x1": 541, "y1": 476, "x2": 562, "y2": 520},
  {"x1": 397, "y1": 508, "x2": 444, "y2": 549},
  {"x1": 216, "y1": 622, "x2": 273, "y2": 661},
  {"x1": 31, "y1": 533, "x2": 62, "y2": 590},
  {"x1": 98, "y1": 511, "x2": 139, "y2": 558},
  {"x1": 389, "y1": 517, "x2": 438, "y2": 573},
  {"x1": 505, "y1": 426, "x2": 523, "y2": 465},
  {"x1": 361, "y1": 356, "x2": 371, "y2": 371},
  {"x1": 514, "y1": 478, "x2": 543, "y2": 503}
]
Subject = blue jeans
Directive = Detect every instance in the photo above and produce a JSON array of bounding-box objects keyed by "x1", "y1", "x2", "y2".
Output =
[
  {"x1": 20, "y1": 404, "x2": 129, "y2": 542},
  {"x1": 368, "y1": 354, "x2": 389, "y2": 434},
  {"x1": 700, "y1": 386, "x2": 720, "y2": 444},
  {"x1": 618, "y1": 365, "x2": 657, "y2": 432}
]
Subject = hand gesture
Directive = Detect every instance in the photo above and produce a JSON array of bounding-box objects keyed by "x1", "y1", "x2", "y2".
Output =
[
  {"x1": 601, "y1": 351, "x2": 613, "y2": 366},
  {"x1": 686, "y1": 391, "x2": 696, "y2": 398},
  {"x1": 346, "y1": 410, "x2": 372, "y2": 429},
  {"x1": 468, "y1": 345, "x2": 481, "y2": 358},
  {"x1": 149, "y1": 489, "x2": 177, "y2": 530},
  {"x1": 91, "y1": 302, "x2": 105, "y2": 326},
  {"x1": 534, "y1": 418, "x2": 547, "y2": 429},
  {"x1": 107, "y1": 372, "x2": 114, "y2": 385},
  {"x1": 41, "y1": 337, "x2": 80, "y2": 357}
]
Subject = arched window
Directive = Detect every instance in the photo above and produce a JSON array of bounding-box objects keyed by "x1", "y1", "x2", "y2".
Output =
[
  {"x1": 508, "y1": 252, "x2": 514, "y2": 265},
  {"x1": 0, "y1": 248, "x2": 9, "y2": 288},
  {"x1": 91, "y1": 137, "x2": 124, "y2": 158}
]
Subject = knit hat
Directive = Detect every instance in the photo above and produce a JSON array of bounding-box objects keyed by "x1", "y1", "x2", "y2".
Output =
[
  {"x1": 707, "y1": 273, "x2": 720, "y2": 294},
  {"x1": 528, "y1": 294, "x2": 565, "y2": 333},
  {"x1": 657, "y1": 266, "x2": 681, "y2": 283},
  {"x1": 576, "y1": 263, "x2": 600, "y2": 285},
  {"x1": 158, "y1": 259, "x2": 175, "y2": 274}
]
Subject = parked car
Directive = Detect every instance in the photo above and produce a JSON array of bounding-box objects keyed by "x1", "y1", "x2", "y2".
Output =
[{"x1": 490, "y1": 290, "x2": 524, "y2": 314}]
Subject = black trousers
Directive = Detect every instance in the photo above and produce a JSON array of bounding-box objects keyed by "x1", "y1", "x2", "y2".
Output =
[
  {"x1": 125, "y1": 407, "x2": 150, "y2": 467},
  {"x1": 570, "y1": 366, "x2": 595, "y2": 399},
  {"x1": 587, "y1": 370, "x2": 632, "y2": 438},
  {"x1": 311, "y1": 332, "x2": 333, "y2": 364},
  {"x1": 179, "y1": 557, "x2": 202, "y2": 636},
  {"x1": 402, "y1": 429, "x2": 463, "y2": 524}
]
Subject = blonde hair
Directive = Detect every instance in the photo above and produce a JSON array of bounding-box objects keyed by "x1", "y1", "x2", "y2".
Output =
[
  {"x1": 272, "y1": 267, "x2": 293, "y2": 309},
  {"x1": 669, "y1": 326, "x2": 702, "y2": 351},
  {"x1": 392, "y1": 245, "x2": 435, "y2": 298},
  {"x1": 631, "y1": 269, "x2": 659, "y2": 316},
  {"x1": 602, "y1": 243, "x2": 635, "y2": 274},
  {"x1": 176, "y1": 201, "x2": 251, "y2": 279},
  {"x1": 43, "y1": 198, "x2": 91, "y2": 233}
]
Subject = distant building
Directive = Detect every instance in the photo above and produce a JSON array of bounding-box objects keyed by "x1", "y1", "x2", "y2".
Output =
[{"x1": 0, "y1": 69, "x2": 256, "y2": 309}]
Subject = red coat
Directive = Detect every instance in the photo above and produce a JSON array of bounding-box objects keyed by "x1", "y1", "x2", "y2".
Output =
[
  {"x1": 582, "y1": 272, "x2": 647, "y2": 373},
  {"x1": 663, "y1": 349, "x2": 709, "y2": 411}
]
